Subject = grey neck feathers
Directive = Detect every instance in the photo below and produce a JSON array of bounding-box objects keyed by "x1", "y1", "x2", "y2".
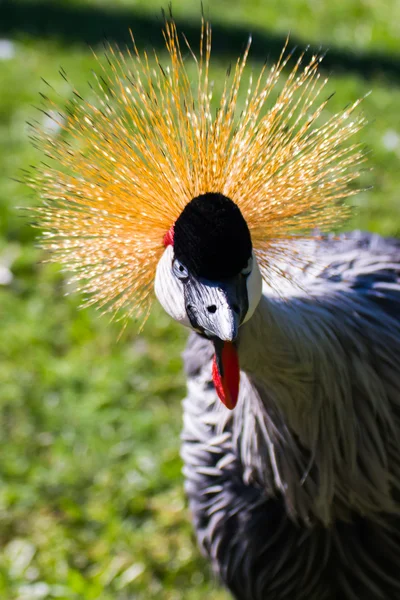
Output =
[{"x1": 233, "y1": 283, "x2": 400, "y2": 526}]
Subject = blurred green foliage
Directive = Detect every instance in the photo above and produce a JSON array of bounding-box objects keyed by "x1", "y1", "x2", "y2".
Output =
[{"x1": 0, "y1": 1, "x2": 399, "y2": 598}]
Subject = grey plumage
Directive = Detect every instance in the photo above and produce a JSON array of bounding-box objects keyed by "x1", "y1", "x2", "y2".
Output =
[{"x1": 181, "y1": 231, "x2": 400, "y2": 599}]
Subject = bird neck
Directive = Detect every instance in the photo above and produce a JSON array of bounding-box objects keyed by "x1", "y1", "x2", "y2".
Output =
[
  {"x1": 234, "y1": 290, "x2": 398, "y2": 525},
  {"x1": 238, "y1": 293, "x2": 318, "y2": 418}
]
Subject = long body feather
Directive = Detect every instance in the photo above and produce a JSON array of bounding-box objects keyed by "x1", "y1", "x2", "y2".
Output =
[{"x1": 181, "y1": 231, "x2": 400, "y2": 599}]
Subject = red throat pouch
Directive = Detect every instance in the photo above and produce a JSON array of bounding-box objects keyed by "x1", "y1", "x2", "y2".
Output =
[{"x1": 212, "y1": 341, "x2": 240, "y2": 410}]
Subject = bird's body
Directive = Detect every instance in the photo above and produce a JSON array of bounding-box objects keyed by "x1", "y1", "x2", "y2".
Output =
[{"x1": 182, "y1": 231, "x2": 400, "y2": 600}]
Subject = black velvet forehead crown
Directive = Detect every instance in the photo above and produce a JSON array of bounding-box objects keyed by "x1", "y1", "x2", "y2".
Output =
[{"x1": 173, "y1": 193, "x2": 252, "y2": 280}]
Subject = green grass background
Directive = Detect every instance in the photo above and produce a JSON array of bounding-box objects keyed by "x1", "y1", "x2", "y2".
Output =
[{"x1": 0, "y1": 1, "x2": 399, "y2": 598}]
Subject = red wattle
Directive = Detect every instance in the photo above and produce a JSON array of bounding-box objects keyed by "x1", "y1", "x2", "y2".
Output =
[{"x1": 212, "y1": 342, "x2": 240, "y2": 410}]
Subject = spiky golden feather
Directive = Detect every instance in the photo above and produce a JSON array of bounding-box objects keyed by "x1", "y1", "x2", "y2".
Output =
[{"x1": 27, "y1": 19, "x2": 366, "y2": 325}]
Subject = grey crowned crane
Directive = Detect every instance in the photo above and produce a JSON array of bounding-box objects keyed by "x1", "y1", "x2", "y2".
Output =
[{"x1": 29, "y1": 18, "x2": 400, "y2": 600}]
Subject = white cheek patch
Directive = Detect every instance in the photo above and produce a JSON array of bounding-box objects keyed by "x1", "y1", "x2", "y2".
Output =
[
  {"x1": 243, "y1": 251, "x2": 263, "y2": 323},
  {"x1": 154, "y1": 245, "x2": 191, "y2": 328}
]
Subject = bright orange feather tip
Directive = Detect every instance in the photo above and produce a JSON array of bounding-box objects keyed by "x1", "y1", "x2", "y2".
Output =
[{"x1": 27, "y1": 18, "x2": 366, "y2": 326}]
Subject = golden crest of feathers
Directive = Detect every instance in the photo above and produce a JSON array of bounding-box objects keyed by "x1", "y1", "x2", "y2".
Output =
[{"x1": 28, "y1": 18, "x2": 365, "y2": 324}]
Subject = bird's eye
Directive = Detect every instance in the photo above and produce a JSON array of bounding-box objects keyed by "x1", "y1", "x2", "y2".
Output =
[
  {"x1": 172, "y1": 258, "x2": 189, "y2": 280},
  {"x1": 241, "y1": 256, "x2": 253, "y2": 276}
]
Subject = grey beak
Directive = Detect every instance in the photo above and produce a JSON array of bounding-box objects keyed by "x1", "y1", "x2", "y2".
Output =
[{"x1": 184, "y1": 275, "x2": 248, "y2": 341}]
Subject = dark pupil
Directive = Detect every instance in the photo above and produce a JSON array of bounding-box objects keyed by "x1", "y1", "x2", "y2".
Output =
[{"x1": 179, "y1": 265, "x2": 185, "y2": 272}]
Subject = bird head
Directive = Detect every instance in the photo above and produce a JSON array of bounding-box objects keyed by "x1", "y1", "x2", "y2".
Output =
[
  {"x1": 155, "y1": 192, "x2": 262, "y2": 409},
  {"x1": 27, "y1": 18, "x2": 365, "y2": 410}
]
